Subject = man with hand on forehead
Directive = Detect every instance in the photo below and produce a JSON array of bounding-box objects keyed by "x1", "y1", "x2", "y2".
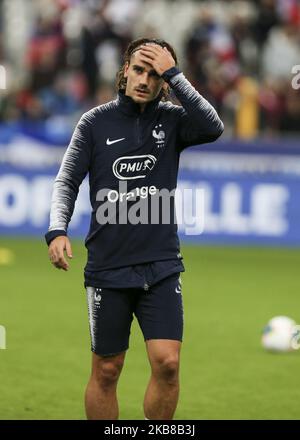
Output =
[{"x1": 46, "y1": 37, "x2": 223, "y2": 420}]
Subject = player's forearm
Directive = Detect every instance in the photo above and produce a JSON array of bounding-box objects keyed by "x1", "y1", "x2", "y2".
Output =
[
  {"x1": 162, "y1": 68, "x2": 224, "y2": 138},
  {"x1": 45, "y1": 178, "x2": 78, "y2": 245},
  {"x1": 46, "y1": 148, "x2": 85, "y2": 245},
  {"x1": 49, "y1": 178, "x2": 77, "y2": 231}
]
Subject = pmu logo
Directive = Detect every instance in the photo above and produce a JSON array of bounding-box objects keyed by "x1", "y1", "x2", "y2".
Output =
[{"x1": 112, "y1": 155, "x2": 157, "y2": 180}]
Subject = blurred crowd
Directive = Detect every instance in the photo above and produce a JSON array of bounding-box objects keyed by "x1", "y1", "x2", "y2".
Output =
[{"x1": 0, "y1": 0, "x2": 300, "y2": 140}]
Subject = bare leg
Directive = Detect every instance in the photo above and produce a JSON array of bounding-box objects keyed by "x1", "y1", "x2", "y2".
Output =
[
  {"x1": 85, "y1": 352, "x2": 126, "y2": 420},
  {"x1": 143, "y1": 339, "x2": 181, "y2": 420}
]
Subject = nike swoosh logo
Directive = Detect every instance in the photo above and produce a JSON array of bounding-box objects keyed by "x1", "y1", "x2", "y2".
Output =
[
  {"x1": 175, "y1": 287, "x2": 181, "y2": 294},
  {"x1": 106, "y1": 137, "x2": 125, "y2": 145}
]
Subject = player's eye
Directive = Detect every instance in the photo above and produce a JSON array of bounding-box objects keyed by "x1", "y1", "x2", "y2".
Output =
[
  {"x1": 149, "y1": 71, "x2": 160, "y2": 79},
  {"x1": 133, "y1": 66, "x2": 143, "y2": 74}
]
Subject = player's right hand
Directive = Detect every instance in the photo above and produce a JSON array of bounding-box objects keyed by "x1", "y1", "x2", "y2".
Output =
[{"x1": 48, "y1": 236, "x2": 73, "y2": 271}]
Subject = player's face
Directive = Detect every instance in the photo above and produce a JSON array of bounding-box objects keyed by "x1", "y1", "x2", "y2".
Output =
[{"x1": 124, "y1": 50, "x2": 166, "y2": 107}]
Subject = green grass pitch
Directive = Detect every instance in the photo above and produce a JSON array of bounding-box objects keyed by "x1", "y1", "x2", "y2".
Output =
[{"x1": 1, "y1": 238, "x2": 300, "y2": 420}]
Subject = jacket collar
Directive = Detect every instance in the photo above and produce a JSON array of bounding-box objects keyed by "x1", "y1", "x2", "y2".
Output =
[{"x1": 117, "y1": 89, "x2": 162, "y2": 116}]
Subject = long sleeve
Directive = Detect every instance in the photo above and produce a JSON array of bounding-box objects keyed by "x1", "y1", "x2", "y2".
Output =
[
  {"x1": 162, "y1": 67, "x2": 224, "y2": 150},
  {"x1": 45, "y1": 113, "x2": 94, "y2": 245}
]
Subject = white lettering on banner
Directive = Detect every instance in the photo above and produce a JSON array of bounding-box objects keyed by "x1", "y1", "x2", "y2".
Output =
[
  {"x1": 0, "y1": 174, "x2": 290, "y2": 237},
  {"x1": 177, "y1": 181, "x2": 289, "y2": 236},
  {"x1": 197, "y1": 182, "x2": 219, "y2": 233},
  {"x1": 0, "y1": 175, "x2": 28, "y2": 226},
  {"x1": 0, "y1": 175, "x2": 90, "y2": 229},
  {"x1": 0, "y1": 175, "x2": 55, "y2": 227},
  {"x1": 221, "y1": 183, "x2": 250, "y2": 233},
  {"x1": 29, "y1": 177, "x2": 55, "y2": 226},
  {"x1": 251, "y1": 184, "x2": 289, "y2": 235},
  {"x1": 175, "y1": 186, "x2": 204, "y2": 235}
]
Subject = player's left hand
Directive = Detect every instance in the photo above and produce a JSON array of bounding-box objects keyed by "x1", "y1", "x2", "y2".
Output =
[{"x1": 139, "y1": 44, "x2": 176, "y2": 76}]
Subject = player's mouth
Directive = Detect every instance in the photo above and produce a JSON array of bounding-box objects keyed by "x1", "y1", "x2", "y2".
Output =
[{"x1": 135, "y1": 88, "x2": 150, "y2": 96}]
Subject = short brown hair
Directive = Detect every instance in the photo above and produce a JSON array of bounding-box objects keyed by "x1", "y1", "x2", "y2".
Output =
[{"x1": 116, "y1": 37, "x2": 178, "y2": 100}]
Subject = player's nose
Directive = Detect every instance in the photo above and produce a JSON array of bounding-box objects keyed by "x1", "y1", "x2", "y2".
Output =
[{"x1": 139, "y1": 71, "x2": 149, "y2": 85}]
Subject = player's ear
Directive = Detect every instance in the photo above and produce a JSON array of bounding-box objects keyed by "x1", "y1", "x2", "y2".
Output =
[{"x1": 124, "y1": 62, "x2": 129, "y2": 78}]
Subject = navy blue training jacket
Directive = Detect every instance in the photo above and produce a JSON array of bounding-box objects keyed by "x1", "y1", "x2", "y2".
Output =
[{"x1": 45, "y1": 67, "x2": 224, "y2": 274}]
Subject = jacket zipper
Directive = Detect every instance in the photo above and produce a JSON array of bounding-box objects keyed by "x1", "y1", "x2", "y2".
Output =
[{"x1": 136, "y1": 116, "x2": 140, "y2": 146}]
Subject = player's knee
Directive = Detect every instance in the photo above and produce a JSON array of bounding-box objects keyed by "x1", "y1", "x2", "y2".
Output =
[
  {"x1": 152, "y1": 355, "x2": 180, "y2": 384},
  {"x1": 94, "y1": 359, "x2": 124, "y2": 389}
]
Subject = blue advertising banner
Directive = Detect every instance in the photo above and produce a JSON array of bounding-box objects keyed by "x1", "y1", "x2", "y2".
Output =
[
  {"x1": 0, "y1": 133, "x2": 300, "y2": 246},
  {"x1": 178, "y1": 152, "x2": 300, "y2": 245}
]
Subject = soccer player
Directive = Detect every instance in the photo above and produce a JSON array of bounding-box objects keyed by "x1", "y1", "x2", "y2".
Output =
[{"x1": 45, "y1": 37, "x2": 224, "y2": 420}]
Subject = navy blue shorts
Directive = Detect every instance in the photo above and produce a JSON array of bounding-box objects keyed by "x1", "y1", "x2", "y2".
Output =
[{"x1": 86, "y1": 273, "x2": 184, "y2": 356}]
